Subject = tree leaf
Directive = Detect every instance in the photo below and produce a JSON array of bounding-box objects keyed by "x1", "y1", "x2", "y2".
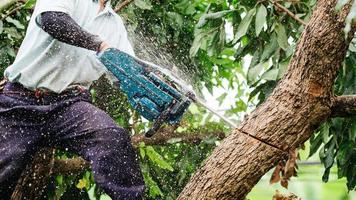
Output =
[
  {"x1": 261, "y1": 33, "x2": 279, "y2": 61},
  {"x1": 309, "y1": 132, "x2": 323, "y2": 157},
  {"x1": 0, "y1": 21, "x2": 3, "y2": 34},
  {"x1": 255, "y1": 4, "x2": 267, "y2": 36},
  {"x1": 167, "y1": 12, "x2": 183, "y2": 30},
  {"x1": 261, "y1": 68, "x2": 279, "y2": 81},
  {"x1": 6, "y1": 17, "x2": 24, "y2": 29},
  {"x1": 146, "y1": 146, "x2": 174, "y2": 171},
  {"x1": 197, "y1": 10, "x2": 235, "y2": 28},
  {"x1": 234, "y1": 8, "x2": 256, "y2": 42},
  {"x1": 143, "y1": 171, "x2": 163, "y2": 198},
  {"x1": 134, "y1": 0, "x2": 152, "y2": 10},
  {"x1": 247, "y1": 61, "x2": 269, "y2": 83},
  {"x1": 270, "y1": 162, "x2": 282, "y2": 184},
  {"x1": 216, "y1": 93, "x2": 227, "y2": 106},
  {"x1": 275, "y1": 23, "x2": 289, "y2": 50},
  {"x1": 23, "y1": 0, "x2": 36, "y2": 9}
]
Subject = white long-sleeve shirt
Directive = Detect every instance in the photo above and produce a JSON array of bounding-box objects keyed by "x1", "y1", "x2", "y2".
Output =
[{"x1": 4, "y1": 0, "x2": 134, "y2": 93}]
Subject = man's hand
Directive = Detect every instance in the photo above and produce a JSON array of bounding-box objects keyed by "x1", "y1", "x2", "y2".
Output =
[{"x1": 99, "y1": 41, "x2": 110, "y2": 52}]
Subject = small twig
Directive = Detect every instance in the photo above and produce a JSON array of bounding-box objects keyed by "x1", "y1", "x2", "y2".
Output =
[
  {"x1": 114, "y1": 0, "x2": 134, "y2": 12},
  {"x1": 0, "y1": 3, "x2": 24, "y2": 21},
  {"x1": 270, "y1": 0, "x2": 307, "y2": 26}
]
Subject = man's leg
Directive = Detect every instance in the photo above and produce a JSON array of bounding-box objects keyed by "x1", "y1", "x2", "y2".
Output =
[
  {"x1": 48, "y1": 101, "x2": 145, "y2": 200},
  {"x1": 0, "y1": 109, "x2": 44, "y2": 199}
]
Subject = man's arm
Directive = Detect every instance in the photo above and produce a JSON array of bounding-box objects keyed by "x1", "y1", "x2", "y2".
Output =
[{"x1": 38, "y1": 11, "x2": 109, "y2": 52}]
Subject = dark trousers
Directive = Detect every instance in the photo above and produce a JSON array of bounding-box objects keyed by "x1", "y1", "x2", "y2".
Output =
[{"x1": 0, "y1": 82, "x2": 145, "y2": 200}]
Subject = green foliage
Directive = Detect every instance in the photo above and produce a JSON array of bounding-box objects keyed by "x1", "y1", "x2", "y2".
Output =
[
  {"x1": 0, "y1": 0, "x2": 355, "y2": 198},
  {"x1": 309, "y1": 56, "x2": 356, "y2": 190}
]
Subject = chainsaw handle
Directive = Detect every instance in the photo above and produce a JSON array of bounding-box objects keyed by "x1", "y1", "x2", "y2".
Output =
[
  {"x1": 145, "y1": 121, "x2": 162, "y2": 137},
  {"x1": 145, "y1": 107, "x2": 171, "y2": 137}
]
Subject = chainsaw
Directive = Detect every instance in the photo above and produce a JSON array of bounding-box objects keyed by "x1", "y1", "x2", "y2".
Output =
[{"x1": 97, "y1": 48, "x2": 236, "y2": 137}]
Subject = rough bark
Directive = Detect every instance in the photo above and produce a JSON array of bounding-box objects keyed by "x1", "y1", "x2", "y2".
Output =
[
  {"x1": 11, "y1": 148, "x2": 55, "y2": 200},
  {"x1": 331, "y1": 95, "x2": 356, "y2": 117},
  {"x1": 178, "y1": 0, "x2": 355, "y2": 199}
]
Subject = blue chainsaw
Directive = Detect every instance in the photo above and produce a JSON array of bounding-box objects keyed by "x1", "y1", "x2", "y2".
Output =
[{"x1": 97, "y1": 48, "x2": 237, "y2": 137}]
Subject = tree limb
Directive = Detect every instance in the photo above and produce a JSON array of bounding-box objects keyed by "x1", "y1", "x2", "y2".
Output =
[
  {"x1": 38, "y1": 128, "x2": 226, "y2": 176},
  {"x1": 0, "y1": 2, "x2": 24, "y2": 21},
  {"x1": 178, "y1": 0, "x2": 354, "y2": 199},
  {"x1": 331, "y1": 95, "x2": 356, "y2": 117},
  {"x1": 270, "y1": 0, "x2": 308, "y2": 26},
  {"x1": 114, "y1": 0, "x2": 134, "y2": 12},
  {"x1": 52, "y1": 157, "x2": 91, "y2": 175},
  {"x1": 131, "y1": 126, "x2": 225, "y2": 147}
]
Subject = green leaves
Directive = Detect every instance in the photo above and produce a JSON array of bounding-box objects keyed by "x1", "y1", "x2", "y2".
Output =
[
  {"x1": 166, "y1": 12, "x2": 183, "y2": 30},
  {"x1": 23, "y1": 0, "x2": 36, "y2": 9},
  {"x1": 234, "y1": 8, "x2": 256, "y2": 43},
  {"x1": 197, "y1": 10, "x2": 235, "y2": 28},
  {"x1": 247, "y1": 61, "x2": 269, "y2": 83},
  {"x1": 6, "y1": 17, "x2": 24, "y2": 29},
  {"x1": 255, "y1": 4, "x2": 267, "y2": 36},
  {"x1": 275, "y1": 23, "x2": 289, "y2": 50},
  {"x1": 0, "y1": 20, "x2": 3, "y2": 34},
  {"x1": 146, "y1": 146, "x2": 174, "y2": 171},
  {"x1": 134, "y1": 0, "x2": 152, "y2": 10}
]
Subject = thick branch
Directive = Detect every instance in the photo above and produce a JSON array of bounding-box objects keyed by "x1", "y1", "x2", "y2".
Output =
[
  {"x1": 178, "y1": 0, "x2": 354, "y2": 199},
  {"x1": 131, "y1": 127, "x2": 225, "y2": 147},
  {"x1": 331, "y1": 95, "x2": 356, "y2": 117},
  {"x1": 52, "y1": 157, "x2": 91, "y2": 175},
  {"x1": 50, "y1": 129, "x2": 225, "y2": 175}
]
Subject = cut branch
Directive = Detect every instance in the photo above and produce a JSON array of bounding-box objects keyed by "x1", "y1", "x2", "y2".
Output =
[
  {"x1": 270, "y1": 0, "x2": 308, "y2": 26},
  {"x1": 131, "y1": 127, "x2": 225, "y2": 147},
  {"x1": 52, "y1": 157, "x2": 91, "y2": 175},
  {"x1": 14, "y1": 127, "x2": 225, "y2": 194},
  {"x1": 331, "y1": 95, "x2": 356, "y2": 117}
]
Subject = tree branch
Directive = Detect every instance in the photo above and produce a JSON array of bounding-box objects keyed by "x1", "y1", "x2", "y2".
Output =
[
  {"x1": 114, "y1": 0, "x2": 134, "y2": 12},
  {"x1": 270, "y1": 0, "x2": 308, "y2": 26},
  {"x1": 131, "y1": 126, "x2": 225, "y2": 147},
  {"x1": 49, "y1": 128, "x2": 225, "y2": 175},
  {"x1": 0, "y1": 2, "x2": 24, "y2": 21},
  {"x1": 52, "y1": 157, "x2": 91, "y2": 175},
  {"x1": 331, "y1": 95, "x2": 356, "y2": 117}
]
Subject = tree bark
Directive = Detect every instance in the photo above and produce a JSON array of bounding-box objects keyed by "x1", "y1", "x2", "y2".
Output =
[
  {"x1": 178, "y1": 0, "x2": 355, "y2": 199},
  {"x1": 331, "y1": 95, "x2": 356, "y2": 117},
  {"x1": 11, "y1": 148, "x2": 55, "y2": 200}
]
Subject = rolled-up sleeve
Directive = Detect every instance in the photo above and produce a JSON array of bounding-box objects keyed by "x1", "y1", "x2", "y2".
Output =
[{"x1": 34, "y1": 0, "x2": 76, "y2": 17}]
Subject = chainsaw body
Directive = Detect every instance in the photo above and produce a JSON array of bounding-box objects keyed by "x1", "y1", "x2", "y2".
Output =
[{"x1": 97, "y1": 48, "x2": 191, "y2": 137}]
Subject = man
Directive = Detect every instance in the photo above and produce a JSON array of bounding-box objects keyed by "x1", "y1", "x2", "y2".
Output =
[{"x1": 0, "y1": 0, "x2": 145, "y2": 199}]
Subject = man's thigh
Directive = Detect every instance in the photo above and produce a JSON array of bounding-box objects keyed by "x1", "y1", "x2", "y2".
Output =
[
  {"x1": 48, "y1": 101, "x2": 120, "y2": 143},
  {"x1": 47, "y1": 101, "x2": 145, "y2": 198},
  {"x1": 0, "y1": 98, "x2": 44, "y2": 197}
]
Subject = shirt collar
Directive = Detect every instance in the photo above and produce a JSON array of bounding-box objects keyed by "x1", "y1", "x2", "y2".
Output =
[{"x1": 96, "y1": 0, "x2": 116, "y2": 17}]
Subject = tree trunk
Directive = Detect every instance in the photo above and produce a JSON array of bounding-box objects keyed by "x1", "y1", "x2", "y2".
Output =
[{"x1": 178, "y1": 0, "x2": 355, "y2": 199}]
